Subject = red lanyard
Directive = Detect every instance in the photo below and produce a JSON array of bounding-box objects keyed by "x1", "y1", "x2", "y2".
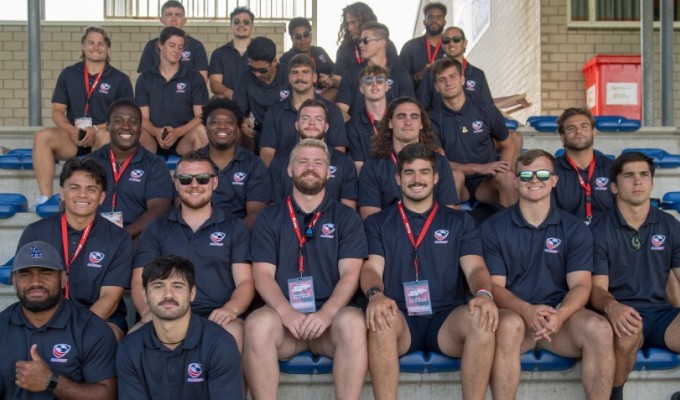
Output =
[
  {"x1": 61, "y1": 214, "x2": 93, "y2": 299},
  {"x1": 390, "y1": 152, "x2": 397, "y2": 166},
  {"x1": 366, "y1": 110, "x2": 380, "y2": 136},
  {"x1": 354, "y1": 44, "x2": 363, "y2": 64},
  {"x1": 83, "y1": 64, "x2": 104, "y2": 117},
  {"x1": 397, "y1": 201, "x2": 439, "y2": 280},
  {"x1": 426, "y1": 38, "x2": 443, "y2": 64},
  {"x1": 109, "y1": 148, "x2": 135, "y2": 211},
  {"x1": 566, "y1": 155, "x2": 596, "y2": 221},
  {"x1": 286, "y1": 196, "x2": 321, "y2": 276}
]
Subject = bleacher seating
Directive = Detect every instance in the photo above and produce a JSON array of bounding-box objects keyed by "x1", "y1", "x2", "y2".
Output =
[
  {"x1": 0, "y1": 149, "x2": 33, "y2": 170},
  {"x1": 504, "y1": 118, "x2": 520, "y2": 131},
  {"x1": 0, "y1": 193, "x2": 28, "y2": 219},
  {"x1": 621, "y1": 148, "x2": 680, "y2": 168},
  {"x1": 35, "y1": 194, "x2": 61, "y2": 218},
  {"x1": 0, "y1": 256, "x2": 12, "y2": 285},
  {"x1": 593, "y1": 116, "x2": 641, "y2": 132},
  {"x1": 526, "y1": 116, "x2": 558, "y2": 133},
  {"x1": 165, "y1": 155, "x2": 180, "y2": 170},
  {"x1": 661, "y1": 192, "x2": 680, "y2": 212}
]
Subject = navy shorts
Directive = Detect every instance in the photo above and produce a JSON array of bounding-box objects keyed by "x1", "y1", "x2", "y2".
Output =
[
  {"x1": 464, "y1": 175, "x2": 487, "y2": 201},
  {"x1": 156, "y1": 140, "x2": 180, "y2": 158},
  {"x1": 639, "y1": 304, "x2": 680, "y2": 349},
  {"x1": 401, "y1": 308, "x2": 454, "y2": 354},
  {"x1": 76, "y1": 146, "x2": 92, "y2": 157}
]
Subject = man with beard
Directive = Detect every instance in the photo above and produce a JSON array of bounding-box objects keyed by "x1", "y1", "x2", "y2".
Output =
[
  {"x1": 118, "y1": 256, "x2": 243, "y2": 399},
  {"x1": 18, "y1": 158, "x2": 134, "y2": 341},
  {"x1": 132, "y1": 152, "x2": 254, "y2": 353},
  {"x1": 196, "y1": 97, "x2": 270, "y2": 228},
  {"x1": 268, "y1": 99, "x2": 357, "y2": 208},
  {"x1": 259, "y1": 54, "x2": 347, "y2": 167},
  {"x1": 0, "y1": 241, "x2": 117, "y2": 399},
  {"x1": 87, "y1": 100, "x2": 173, "y2": 239},
  {"x1": 209, "y1": 6, "x2": 254, "y2": 99},
  {"x1": 399, "y1": 2, "x2": 448, "y2": 89},
  {"x1": 361, "y1": 143, "x2": 500, "y2": 400},
  {"x1": 279, "y1": 18, "x2": 335, "y2": 88},
  {"x1": 245, "y1": 138, "x2": 368, "y2": 399}
]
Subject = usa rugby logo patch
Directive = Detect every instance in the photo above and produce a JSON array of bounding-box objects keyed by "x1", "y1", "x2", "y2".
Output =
[
  {"x1": 210, "y1": 232, "x2": 226, "y2": 247},
  {"x1": 129, "y1": 169, "x2": 144, "y2": 182},
  {"x1": 280, "y1": 90, "x2": 290, "y2": 100},
  {"x1": 466, "y1": 80, "x2": 477, "y2": 90},
  {"x1": 545, "y1": 238, "x2": 561, "y2": 254},
  {"x1": 176, "y1": 83, "x2": 187, "y2": 93},
  {"x1": 434, "y1": 229, "x2": 449, "y2": 244},
  {"x1": 98, "y1": 83, "x2": 111, "y2": 94},
  {"x1": 472, "y1": 121, "x2": 484, "y2": 133},
  {"x1": 321, "y1": 223, "x2": 335, "y2": 239},
  {"x1": 87, "y1": 252, "x2": 105, "y2": 268},
  {"x1": 51, "y1": 344, "x2": 71, "y2": 363},
  {"x1": 595, "y1": 177, "x2": 609, "y2": 190},
  {"x1": 232, "y1": 172, "x2": 246, "y2": 185},
  {"x1": 329, "y1": 165, "x2": 337, "y2": 177},
  {"x1": 187, "y1": 363, "x2": 204, "y2": 382},
  {"x1": 182, "y1": 51, "x2": 191, "y2": 61},
  {"x1": 651, "y1": 234, "x2": 666, "y2": 250}
]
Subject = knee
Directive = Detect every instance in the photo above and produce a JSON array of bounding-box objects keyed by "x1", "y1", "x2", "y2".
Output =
[
  {"x1": 584, "y1": 313, "x2": 614, "y2": 347},
  {"x1": 496, "y1": 311, "x2": 525, "y2": 349},
  {"x1": 34, "y1": 127, "x2": 55, "y2": 147},
  {"x1": 244, "y1": 308, "x2": 279, "y2": 344},
  {"x1": 334, "y1": 309, "x2": 367, "y2": 346}
]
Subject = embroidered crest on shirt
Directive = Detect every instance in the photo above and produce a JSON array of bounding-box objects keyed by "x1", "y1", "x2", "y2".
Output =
[
  {"x1": 181, "y1": 51, "x2": 191, "y2": 61},
  {"x1": 434, "y1": 229, "x2": 449, "y2": 244},
  {"x1": 232, "y1": 172, "x2": 247, "y2": 185},
  {"x1": 51, "y1": 344, "x2": 71, "y2": 363},
  {"x1": 472, "y1": 121, "x2": 484, "y2": 133},
  {"x1": 87, "y1": 252, "x2": 105, "y2": 268},
  {"x1": 210, "y1": 232, "x2": 226, "y2": 247},
  {"x1": 651, "y1": 234, "x2": 666, "y2": 250},
  {"x1": 544, "y1": 238, "x2": 561, "y2": 254},
  {"x1": 176, "y1": 83, "x2": 187, "y2": 93},
  {"x1": 187, "y1": 363, "x2": 204, "y2": 382},
  {"x1": 98, "y1": 83, "x2": 111, "y2": 94},
  {"x1": 595, "y1": 177, "x2": 609, "y2": 190},
  {"x1": 465, "y1": 80, "x2": 476, "y2": 90},
  {"x1": 321, "y1": 223, "x2": 336, "y2": 239},
  {"x1": 129, "y1": 169, "x2": 144, "y2": 182}
]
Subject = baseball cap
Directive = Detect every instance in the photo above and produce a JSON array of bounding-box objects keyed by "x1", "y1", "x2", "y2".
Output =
[{"x1": 13, "y1": 241, "x2": 64, "y2": 272}]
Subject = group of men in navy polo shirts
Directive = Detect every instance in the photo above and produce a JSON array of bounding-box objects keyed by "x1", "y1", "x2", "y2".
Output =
[{"x1": 8, "y1": 0, "x2": 680, "y2": 399}]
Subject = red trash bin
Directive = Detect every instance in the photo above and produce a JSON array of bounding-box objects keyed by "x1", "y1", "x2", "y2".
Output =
[{"x1": 582, "y1": 55, "x2": 641, "y2": 120}]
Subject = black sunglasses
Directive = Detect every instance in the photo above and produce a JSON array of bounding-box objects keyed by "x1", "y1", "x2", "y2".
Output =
[
  {"x1": 358, "y1": 36, "x2": 381, "y2": 45},
  {"x1": 249, "y1": 65, "x2": 270, "y2": 74},
  {"x1": 517, "y1": 170, "x2": 553, "y2": 182},
  {"x1": 442, "y1": 35, "x2": 464, "y2": 44},
  {"x1": 362, "y1": 75, "x2": 386, "y2": 85},
  {"x1": 175, "y1": 173, "x2": 215, "y2": 185},
  {"x1": 233, "y1": 18, "x2": 251, "y2": 26},
  {"x1": 293, "y1": 31, "x2": 311, "y2": 40}
]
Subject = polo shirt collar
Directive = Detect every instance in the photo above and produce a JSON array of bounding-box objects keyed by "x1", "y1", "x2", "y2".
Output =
[
  {"x1": 101, "y1": 143, "x2": 144, "y2": 164},
  {"x1": 509, "y1": 203, "x2": 562, "y2": 229},
  {"x1": 145, "y1": 313, "x2": 203, "y2": 351},
  {"x1": 440, "y1": 91, "x2": 472, "y2": 116},
  {"x1": 169, "y1": 204, "x2": 226, "y2": 226},
  {"x1": 403, "y1": 201, "x2": 438, "y2": 220},
  {"x1": 556, "y1": 149, "x2": 607, "y2": 169},
  {"x1": 199, "y1": 144, "x2": 247, "y2": 172},
  {"x1": 290, "y1": 191, "x2": 334, "y2": 214},
  {"x1": 10, "y1": 299, "x2": 71, "y2": 330},
  {"x1": 613, "y1": 205, "x2": 658, "y2": 229},
  {"x1": 80, "y1": 61, "x2": 112, "y2": 78}
]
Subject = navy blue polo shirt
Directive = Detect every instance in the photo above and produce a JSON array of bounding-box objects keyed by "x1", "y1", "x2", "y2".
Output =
[
  {"x1": 481, "y1": 204, "x2": 593, "y2": 307},
  {"x1": 117, "y1": 313, "x2": 242, "y2": 400},
  {"x1": 259, "y1": 95, "x2": 348, "y2": 153},
  {"x1": 279, "y1": 46, "x2": 335, "y2": 76},
  {"x1": 88, "y1": 144, "x2": 173, "y2": 227},
  {"x1": 52, "y1": 61, "x2": 133, "y2": 125},
  {"x1": 208, "y1": 41, "x2": 249, "y2": 92},
  {"x1": 591, "y1": 206, "x2": 680, "y2": 309},
  {"x1": 135, "y1": 207, "x2": 250, "y2": 317},
  {"x1": 251, "y1": 194, "x2": 367, "y2": 309},
  {"x1": 268, "y1": 148, "x2": 358, "y2": 203},
  {"x1": 0, "y1": 300, "x2": 117, "y2": 399},
  {"x1": 430, "y1": 94, "x2": 509, "y2": 179},
  {"x1": 233, "y1": 63, "x2": 290, "y2": 130},
  {"x1": 365, "y1": 203, "x2": 483, "y2": 312},
  {"x1": 135, "y1": 63, "x2": 208, "y2": 128},
  {"x1": 332, "y1": 40, "x2": 400, "y2": 76},
  {"x1": 18, "y1": 214, "x2": 133, "y2": 321},
  {"x1": 197, "y1": 145, "x2": 270, "y2": 218},
  {"x1": 137, "y1": 34, "x2": 208, "y2": 74},
  {"x1": 345, "y1": 110, "x2": 381, "y2": 163},
  {"x1": 417, "y1": 60, "x2": 492, "y2": 110},
  {"x1": 553, "y1": 151, "x2": 615, "y2": 222},
  {"x1": 399, "y1": 35, "x2": 447, "y2": 85},
  {"x1": 336, "y1": 61, "x2": 414, "y2": 117},
  {"x1": 358, "y1": 153, "x2": 459, "y2": 209}
]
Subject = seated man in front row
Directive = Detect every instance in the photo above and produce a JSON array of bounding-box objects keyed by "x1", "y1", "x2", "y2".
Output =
[
  {"x1": 361, "y1": 143, "x2": 499, "y2": 400},
  {"x1": 481, "y1": 149, "x2": 614, "y2": 399},
  {"x1": 0, "y1": 241, "x2": 117, "y2": 399},
  {"x1": 590, "y1": 152, "x2": 680, "y2": 400},
  {"x1": 244, "y1": 138, "x2": 368, "y2": 399},
  {"x1": 117, "y1": 256, "x2": 243, "y2": 399}
]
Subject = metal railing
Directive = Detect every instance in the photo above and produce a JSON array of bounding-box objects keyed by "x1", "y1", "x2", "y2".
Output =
[{"x1": 104, "y1": 0, "x2": 312, "y2": 21}]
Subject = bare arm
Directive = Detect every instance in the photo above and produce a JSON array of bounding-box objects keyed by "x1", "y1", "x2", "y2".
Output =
[
  {"x1": 209, "y1": 262, "x2": 255, "y2": 328},
  {"x1": 359, "y1": 206, "x2": 381, "y2": 221},
  {"x1": 460, "y1": 254, "x2": 498, "y2": 331},
  {"x1": 52, "y1": 103, "x2": 98, "y2": 147},
  {"x1": 209, "y1": 74, "x2": 233, "y2": 99},
  {"x1": 591, "y1": 274, "x2": 642, "y2": 337},
  {"x1": 140, "y1": 106, "x2": 162, "y2": 142},
  {"x1": 259, "y1": 147, "x2": 276, "y2": 167},
  {"x1": 89, "y1": 286, "x2": 124, "y2": 321},
  {"x1": 124, "y1": 198, "x2": 171, "y2": 239},
  {"x1": 253, "y1": 261, "x2": 306, "y2": 339},
  {"x1": 243, "y1": 201, "x2": 268, "y2": 230},
  {"x1": 130, "y1": 268, "x2": 150, "y2": 322},
  {"x1": 361, "y1": 254, "x2": 399, "y2": 332},
  {"x1": 315, "y1": 258, "x2": 362, "y2": 318}
]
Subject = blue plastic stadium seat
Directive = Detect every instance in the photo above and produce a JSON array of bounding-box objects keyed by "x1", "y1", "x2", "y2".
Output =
[
  {"x1": 36, "y1": 194, "x2": 61, "y2": 218},
  {"x1": 0, "y1": 193, "x2": 28, "y2": 219},
  {"x1": 504, "y1": 118, "x2": 519, "y2": 131},
  {"x1": 617, "y1": 118, "x2": 641, "y2": 132},
  {"x1": 398, "y1": 351, "x2": 461, "y2": 373},
  {"x1": 165, "y1": 155, "x2": 180, "y2": 170},
  {"x1": 526, "y1": 116, "x2": 558, "y2": 133},
  {"x1": 0, "y1": 256, "x2": 13, "y2": 285},
  {"x1": 520, "y1": 350, "x2": 576, "y2": 371},
  {"x1": 594, "y1": 116, "x2": 641, "y2": 132},
  {"x1": 661, "y1": 192, "x2": 680, "y2": 212},
  {"x1": 279, "y1": 351, "x2": 333, "y2": 374},
  {"x1": 634, "y1": 348, "x2": 680, "y2": 371},
  {"x1": 621, "y1": 148, "x2": 680, "y2": 168},
  {"x1": 0, "y1": 149, "x2": 34, "y2": 170}
]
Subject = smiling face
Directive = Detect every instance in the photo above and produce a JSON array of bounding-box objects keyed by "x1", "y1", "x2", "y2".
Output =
[
  {"x1": 81, "y1": 31, "x2": 109, "y2": 63},
  {"x1": 515, "y1": 156, "x2": 558, "y2": 203},
  {"x1": 611, "y1": 161, "x2": 653, "y2": 207},
  {"x1": 295, "y1": 106, "x2": 328, "y2": 140},
  {"x1": 60, "y1": 170, "x2": 106, "y2": 218},
  {"x1": 288, "y1": 145, "x2": 330, "y2": 195},
  {"x1": 434, "y1": 65, "x2": 465, "y2": 100},
  {"x1": 145, "y1": 271, "x2": 195, "y2": 321},
  {"x1": 396, "y1": 158, "x2": 439, "y2": 203},
  {"x1": 442, "y1": 27, "x2": 467, "y2": 59},
  {"x1": 289, "y1": 64, "x2": 316, "y2": 94},
  {"x1": 231, "y1": 12, "x2": 254, "y2": 39},
  {"x1": 175, "y1": 160, "x2": 217, "y2": 210},
  {"x1": 108, "y1": 105, "x2": 142, "y2": 152},
  {"x1": 206, "y1": 108, "x2": 240, "y2": 150},
  {"x1": 159, "y1": 34, "x2": 185, "y2": 64},
  {"x1": 14, "y1": 268, "x2": 65, "y2": 313}
]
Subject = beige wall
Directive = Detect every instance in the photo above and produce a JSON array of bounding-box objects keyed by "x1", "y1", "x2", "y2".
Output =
[{"x1": 0, "y1": 21, "x2": 286, "y2": 127}]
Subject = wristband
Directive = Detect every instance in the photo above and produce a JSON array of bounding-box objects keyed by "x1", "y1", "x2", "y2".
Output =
[
  {"x1": 476, "y1": 289, "x2": 494, "y2": 301},
  {"x1": 46, "y1": 374, "x2": 59, "y2": 392}
]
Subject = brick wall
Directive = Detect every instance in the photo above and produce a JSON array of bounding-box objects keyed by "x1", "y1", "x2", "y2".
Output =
[{"x1": 0, "y1": 21, "x2": 286, "y2": 127}]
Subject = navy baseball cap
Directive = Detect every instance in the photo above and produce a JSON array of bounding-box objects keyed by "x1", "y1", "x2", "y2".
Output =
[{"x1": 13, "y1": 241, "x2": 64, "y2": 271}]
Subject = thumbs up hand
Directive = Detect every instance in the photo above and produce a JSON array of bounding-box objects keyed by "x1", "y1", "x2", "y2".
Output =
[{"x1": 15, "y1": 344, "x2": 53, "y2": 392}]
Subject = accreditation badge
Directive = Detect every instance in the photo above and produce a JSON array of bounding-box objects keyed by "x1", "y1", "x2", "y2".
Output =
[
  {"x1": 100, "y1": 211, "x2": 123, "y2": 228},
  {"x1": 288, "y1": 276, "x2": 316, "y2": 313},
  {"x1": 403, "y1": 280, "x2": 433, "y2": 316},
  {"x1": 74, "y1": 117, "x2": 93, "y2": 129}
]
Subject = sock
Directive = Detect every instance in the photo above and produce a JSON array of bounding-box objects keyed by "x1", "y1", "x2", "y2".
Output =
[{"x1": 610, "y1": 385, "x2": 624, "y2": 400}]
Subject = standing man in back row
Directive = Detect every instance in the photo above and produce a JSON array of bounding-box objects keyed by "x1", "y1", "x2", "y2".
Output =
[{"x1": 209, "y1": 6, "x2": 254, "y2": 99}]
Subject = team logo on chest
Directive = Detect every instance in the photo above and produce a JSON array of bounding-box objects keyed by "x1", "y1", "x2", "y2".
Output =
[
  {"x1": 182, "y1": 51, "x2": 191, "y2": 61},
  {"x1": 434, "y1": 229, "x2": 449, "y2": 244},
  {"x1": 98, "y1": 83, "x2": 111, "y2": 94},
  {"x1": 329, "y1": 165, "x2": 337, "y2": 178},
  {"x1": 320, "y1": 223, "x2": 336, "y2": 239},
  {"x1": 280, "y1": 90, "x2": 290, "y2": 100},
  {"x1": 318, "y1": 54, "x2": 328, "y2": 63},
  {"x1": 232, "y1": 172, "x2": 247, "y2": 185},
  {"x1": 544, "y1": 238, "x2": 561, "y2": 254},
  {"x1": 51, "y1": 344, "x2": 71, "y2": 363},
  {"x1": 210, "y1": 232, "x2": 226, "y2": 247},
  {"x1": 129, "y1": 169, "x2": 144, "y2": 182},
  {"x1": 471, "y1": 121, "x2": 484, "y2": 133},
  {"x1": 176, "y1": 83, "x2": 187, "y2": 93},
  {"x1": 595, "y1": 177, "x2": 609, "y2": 190},
  {"x1": 187, "y1": 363, "x2": 204, "y2": 382},
  {"x1": 387, "y1": 78, "x2": 394, "y2": 89},
  {"x1": 651, "y1": 234, "x2": 666, "y2": 250},
  {"x1": 465, "y1": 80, "x2": 477, "y2": 91},
  {"x1": 87, "y1": 252, "x2": 105, "y2": 268}
]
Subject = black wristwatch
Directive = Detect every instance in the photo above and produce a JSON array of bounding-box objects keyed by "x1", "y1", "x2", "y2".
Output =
[
  {"x1": 46, "y1": 374, "x2": 59, "y2": 392},
  {"x1": 365, "y1": 287, "x2": 382, "y2": 300}
]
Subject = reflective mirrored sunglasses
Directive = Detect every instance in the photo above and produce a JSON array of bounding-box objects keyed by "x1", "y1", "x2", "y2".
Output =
[
  {"x1": 175, "y1": 173, "x2": 215, "y2": 185},
  {"x1": 362, "y1": 75, "x2": 386, "y2": 85},
  {"x1": 517, "y1": 170, "x2": 553, "y2": 182}
]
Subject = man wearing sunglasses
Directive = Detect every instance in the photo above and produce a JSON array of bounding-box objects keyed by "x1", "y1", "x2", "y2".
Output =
[
  {"x1": 481, "y1": 149, "x2": 615, "y2": 399},
  {"x1": 233, "y1": 36, "x2": 290, "y2": 152},
  {"x1": 430, "y1": 57, "x2": 517, "y2": 209},
  {"x1": 245, "y1": 138, "x2": 368, "y2": 399},
  {"x1": 138, "y1": 1, "x2": 208, "y2": 82},
  {"x1": 209, "y1": 6, "x2": 255, "y2": 99},
  {"x1": 260, "y1": 54, "x2": 348, "y2": 167},
  {"x1": 132, "y1": 151, "x2": 254, "y2": 354},
  {"x1": 336, "y1": 22, "x2": 414, "y2": 122},
  {"x1": 400, "y1": 2, "x2": 448, "y2": 90},
  {"x1": 280, "y1": 17, "x2": 335, "y2": 89}
]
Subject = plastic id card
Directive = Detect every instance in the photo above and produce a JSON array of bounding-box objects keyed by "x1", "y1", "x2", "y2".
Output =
[
  {"x1": 288, "y1": 276, "x2": 316, "y2": 313},
  {"x1": 403, "y1": 280, "x2": 433, "y2": 316}
]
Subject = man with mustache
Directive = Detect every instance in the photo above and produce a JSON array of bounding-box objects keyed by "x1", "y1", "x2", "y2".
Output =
[
  {"x1": 279, "y1": 17, "x2": 335, "y2": 89},
  {"x1": 245, "y1": 138, "x2": 368, "y2": 399},
  {"x1": 0, "y1": 241, "x2": 117, "y2": 399},
  {"x1": 118, "y1": 256, "x2": 243, "y2": 399},
  {"x1": 259, "y1": 54, "x2": 347, "y2": 167}
]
